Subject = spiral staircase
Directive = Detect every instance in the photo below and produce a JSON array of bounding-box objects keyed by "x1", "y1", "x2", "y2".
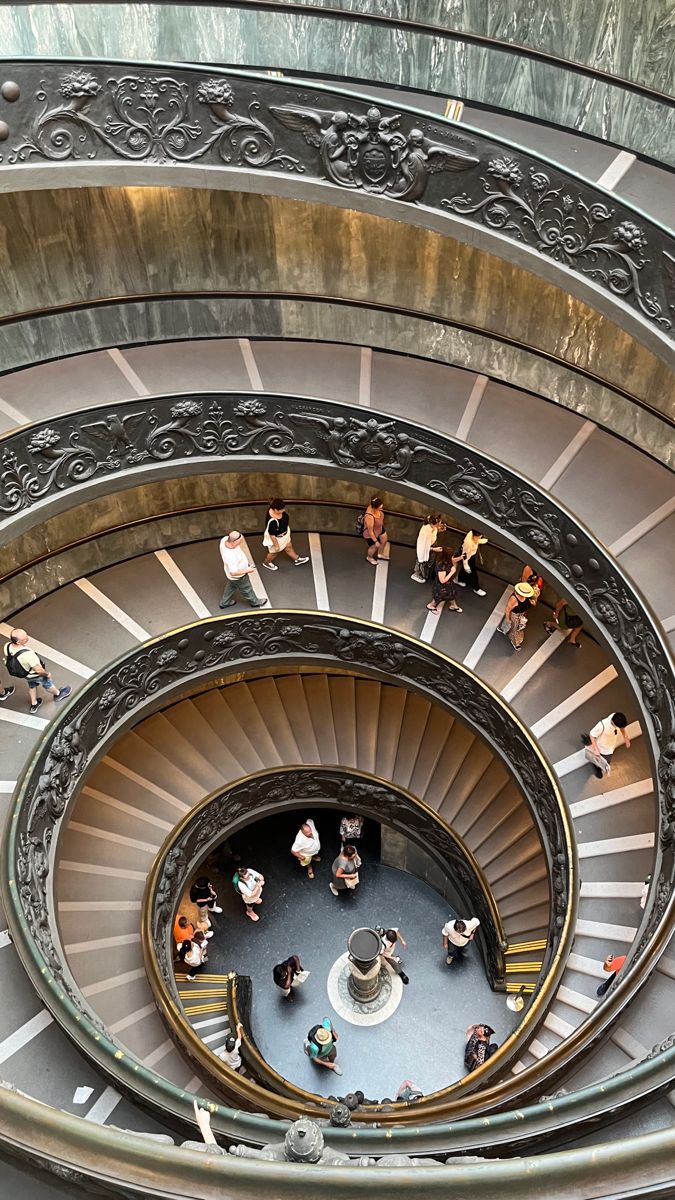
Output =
[{"x1": 0, "y1": 3, "x2": 674, "y2": 1197}]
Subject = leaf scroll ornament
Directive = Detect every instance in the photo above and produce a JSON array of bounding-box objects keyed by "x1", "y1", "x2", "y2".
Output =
[{"x1": 442, "y1": 157, "x2": 671, "y2": 327}]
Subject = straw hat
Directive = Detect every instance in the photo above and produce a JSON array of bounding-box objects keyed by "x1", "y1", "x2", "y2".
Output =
[
  {"x1": 514, "y1": 582, "x2": 534, "y2": 599},
  {"x1": 315, "y1": 1025, "x2": 332, "y2": 1045}
]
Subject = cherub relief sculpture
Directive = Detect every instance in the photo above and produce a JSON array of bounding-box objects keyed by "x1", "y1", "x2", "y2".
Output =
[{"x1": 270, "y1": 102, "x2": 478, "y2": 201}]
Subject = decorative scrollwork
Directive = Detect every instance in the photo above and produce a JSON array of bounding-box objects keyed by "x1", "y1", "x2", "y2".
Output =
[
  {"x1": 441, "y1": 157, "x2": 670, "y2": 327},
  {"x1": 0, "y1": 62, "x2": 671, "y2": 331},
  {"x1": 7, "y1": 71, "x2": 302, "y2": 170}
]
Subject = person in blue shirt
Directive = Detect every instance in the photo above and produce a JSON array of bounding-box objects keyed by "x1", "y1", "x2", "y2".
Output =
[{"x1": 304, "y1": 1018, "x2": 342, "y2": 1075}]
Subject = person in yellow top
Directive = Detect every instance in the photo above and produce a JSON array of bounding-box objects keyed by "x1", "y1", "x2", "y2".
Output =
[{"x1": 4, "y1": 628, "x2": 72, "y2": 715}]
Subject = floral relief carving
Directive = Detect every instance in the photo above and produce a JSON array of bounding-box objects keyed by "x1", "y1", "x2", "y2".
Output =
[
  {"x1": 441, "y1": 157, "x2": 670, "y2": 327},
  {"x1": 7, "y1": 71, "x2": 302, "y2": 170}
]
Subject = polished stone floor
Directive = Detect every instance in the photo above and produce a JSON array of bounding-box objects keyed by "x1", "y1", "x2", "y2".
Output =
[{"x1": 200, "y1": 812, "x2": 516, "y2": 1100}]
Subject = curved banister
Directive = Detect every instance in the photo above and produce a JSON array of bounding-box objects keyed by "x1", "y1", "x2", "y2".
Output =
[{"x1": 0, "y1": 61, "x2": 672, "y2": 354}]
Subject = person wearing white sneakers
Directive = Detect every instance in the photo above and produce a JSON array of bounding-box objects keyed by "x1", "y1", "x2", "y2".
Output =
[
  {"x1": 4, "y1": 628, "x2": 72, "y2": 715},
  {"x1": 188, "y1": 877, "x2": 223, "y2": 935},
  {"x1": 411, "y1": 514, "x2": 445, "y2": 583},
  {"x1": 234, "y1": 866, "x2": 265, "y2": 921},
  {"x1": 455, "y1": 531, "x2": 488, "y2": 596},
  {"x1": 262, "y1": 500, "x2": 309, "y2": 571}
]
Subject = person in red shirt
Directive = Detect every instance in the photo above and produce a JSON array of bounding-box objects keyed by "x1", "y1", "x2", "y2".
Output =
[{"x1": 597, "y1": 952, "x2": 626, "y2": 996}]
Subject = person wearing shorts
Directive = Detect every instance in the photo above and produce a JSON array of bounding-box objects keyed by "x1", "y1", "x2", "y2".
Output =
[
  {"x1": 363, "y1": 497, "x2": 388, "y2": 566},
  {"x1": 545, "y1": 597, "x2": 583, "y2": 647}
]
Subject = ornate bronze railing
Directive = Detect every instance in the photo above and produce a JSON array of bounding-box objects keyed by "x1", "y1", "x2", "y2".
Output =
[
  {"x1": 2, "y1": 4, "x2": 674, "y2": 165},
  {"x1": 4, "y1": 612, "x2": 572, "y2": 1134},
  {"x1": 0, "y1": 61, "x2": 672, "y2": 350},
  {"x1": 143, "y1": 766, "x2": 511, "y2": 1112}
]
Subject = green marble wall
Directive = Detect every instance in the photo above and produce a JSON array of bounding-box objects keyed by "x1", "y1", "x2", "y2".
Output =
[
  {"x1": 0, "y1": 186, "x2": 671, "y2": 437},
  {"x1": 2, "y1": 295, "x2": 672, "y2": 468},
  {"x1": 2, "y1": 3, "x2": 673, "y2": 163}
]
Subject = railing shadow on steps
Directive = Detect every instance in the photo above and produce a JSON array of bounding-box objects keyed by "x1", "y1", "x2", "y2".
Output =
[{"x1": 143, "y1": 765, "x2": 511, "y2": 1113}]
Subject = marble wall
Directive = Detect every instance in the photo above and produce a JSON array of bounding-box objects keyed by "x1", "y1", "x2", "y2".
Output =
[
  {"x1": 1, "y1": 295, "x2": 672, "y2": 468},
  {"x1": 2, "y1": 3, "x2": 673, "y2": 163},
  {"x1": 0, "y1": 186, "x2": 671, "y2": 443}
]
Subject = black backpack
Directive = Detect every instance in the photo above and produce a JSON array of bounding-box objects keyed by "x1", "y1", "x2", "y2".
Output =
[{"x1": 4, "y1": 644, "x2": 41, "y2": 679}]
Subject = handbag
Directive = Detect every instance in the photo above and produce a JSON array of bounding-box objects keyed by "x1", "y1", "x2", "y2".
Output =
[
  {"x1": 343, "y1": 873, "x2": 360, "y2": 889},
  {"x1": 292, "y1": 969, "x2": 310, "y2": 986},
  {"x1": 263, "y1": 519, "x2": 291, "y2": 550}
]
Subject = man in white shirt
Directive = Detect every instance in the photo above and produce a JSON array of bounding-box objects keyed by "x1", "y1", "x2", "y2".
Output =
[
  {"x1": 582, "y1": 711, "x2": 630, "y2": 778},
  {"x1": 442, "y1": 916, "x2": 480, "y2": 965},
  {"x1": 218, "y1": 531, "x2": 265, "y2": 609},
  {"x1": 291, "y1": 819, "x2": 321, "y2": 879},
  {"x1": 235, "y1": 867, "x2": 265, "y2": 922},
  {"x1": 217, "y1": 1022, "x2": 244, "y2": 1070}
]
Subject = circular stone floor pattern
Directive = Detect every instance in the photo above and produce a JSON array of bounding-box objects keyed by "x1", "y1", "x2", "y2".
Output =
[{"x1": 199, "y1": 812, "x2": 517, "y2": 1100}]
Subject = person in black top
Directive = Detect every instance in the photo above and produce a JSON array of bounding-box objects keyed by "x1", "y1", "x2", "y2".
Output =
[
  {"x1": 262, "y1": 500, "x2": 309, "y2": 571},
  {"x1": 189, "y1": 877, "x2": 222, "y2": 934},
  {"x1": 497, "y1": 581, "x2": 535, "y2": 651}
]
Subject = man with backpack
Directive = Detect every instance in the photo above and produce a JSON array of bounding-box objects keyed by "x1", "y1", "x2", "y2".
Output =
[{"x1": 4, "y1": 629, "x2": 72, "y2": 715}]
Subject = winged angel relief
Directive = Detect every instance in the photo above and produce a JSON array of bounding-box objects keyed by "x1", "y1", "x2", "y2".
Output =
[{"x1": 270, "y1": 103, "x2": 479, "y2": 201}]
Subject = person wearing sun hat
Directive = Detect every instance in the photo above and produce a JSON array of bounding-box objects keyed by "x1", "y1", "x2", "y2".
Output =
[
  {"x1": 497, "y1": 581, "x2": 535, "y2": 651},
  {"x1": 304, "y1": 1018, "x2": 342, "y2": 1075}
]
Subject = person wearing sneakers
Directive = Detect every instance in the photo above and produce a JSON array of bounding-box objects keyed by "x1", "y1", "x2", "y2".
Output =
[
  {"x1": 218, "y1": 531, "x2": 266, "y2": 609},
  {"x1": 291, "y1": 818, "x2": 321, "y2": 879},
  {"x1": 0, "y1": 684, "x2": 16, "y2": 703},
  {"x1": 411, "y1": 514, "x2": 445, "y2": 583},
  {"x1": 582, "y1": 712, "x2": 631, "y2": 779},
  {"x1": 363, "y1": 497, "x2": 388, "y2": 566},
  {"x1": 4, "y1": 629, "x2": 72, "y2": 715},
  {"x1": 234, "y1": 866, "x2": 265, "y2": 921},
  {"x1": 189, "y1": 876, "x2": 223, "y2": 937},
  {"x1": 262, "y1": 500, "x2": 309, "y2": 571},
  {"x1": 304, "y1": 1018, "x2": 342, "y2": 1075},
  {"x1": 456, "y1": 531, "x2": 488, "y2": 596},
  {"x1": 442, "y1": 916, "x2": 481, "y2": 965}
]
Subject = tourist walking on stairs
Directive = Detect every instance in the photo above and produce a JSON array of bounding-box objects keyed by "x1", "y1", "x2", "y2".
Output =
[
  {"x1": 4, "y1": 628, "x2": 72, "y2": 715},
  {"x1": 596, "y1": 952, "x2": 626, "y2": 997},
  {"x1": 219, "y1": 531, "x2": 265, "y2": 608},
  {"x1": 582, "y1": 712, "x2": 631, "y2": 779},
  {"x1": 455, "y1": 531, "x2": 488, "y2": 595},
  {"x1": 362, "y1": 497, "x2": 388, "y2": 565},
  {"x1": 498, "y1": 582, "x2": 535, "y2": 651},
  {"x1": 411, "y1": 514, "x2": 445, "y2": 582},
  {"x1": 426, "y1": 548, "x2": 463, "y2": 614},
  {"x1": 262, "y1": 499, "x2": 309, "y2": 570}
]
